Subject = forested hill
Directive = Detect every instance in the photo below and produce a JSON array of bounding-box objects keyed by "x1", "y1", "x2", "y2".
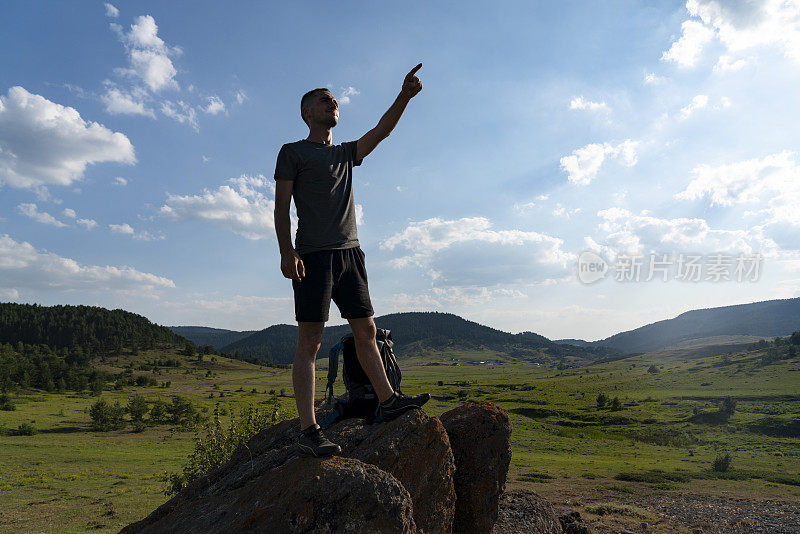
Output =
[
  {"x1": 0, "y1": 302, "x2": 188, "y2": 353},
  {"x1": 168, "y1": 326, "x2": 257, "y2": 350},
  {"x1": 216, "y1": 311, "x2": 618, "y2": 364},
  {"x1": 592, "y1": 297, "x2": 800, "y2": 354}
]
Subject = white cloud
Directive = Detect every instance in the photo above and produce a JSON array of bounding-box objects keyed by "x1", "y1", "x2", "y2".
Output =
[
  {"x1": 101, "y1": 85, "x2": 154, "y2": 117},
  {"x1": 161, "y1": 100, "x2": 199, "y2": 131},
  {"x1": 569, "y1": 97, "x2": 609, "y2": 112},
  {"x1": 0, "y1": 288, "x2": 19, "y2": 300},
  {"x1": 552, "y1": 204, "x2": 582, "y2": 218},
  {"x1": 109, "y1": 222, "x2": 163, "y2": 241},
  {"x1": 355, "y1": 204, "x2": 364, "y2": 225},
  {"x1": 235, "y1": 90, "x2": 247, "y2": 105},
  {"x1": 109, "y1": 223, "x2": 134, "y2": 235},
  {"x1": 679, "y1": 94, "x2": 709, "y2": 119},
  {"x1": 114, "y1": 176, "x2": 128, "y2": 186},
  {"x1": 159, "y1": 174, "x2": 278, "y2": 240},
  {"x1": 77, "y1": 218, "x2": 98, "y2": 230},
  {"x1": 594, "y1": 207, "x2": 779, "y2": 257},
  {"x1": 560, "y1": 139, "x2": 639, "y2": 185},
  {"x1": 202, "y1": 155, "x2": 211, "y2": 163},
  {"x1": 675, "y1": 150, "x2": 800, "y2": 226},
  {"x1": 203, "y1": 96, "x2": 226, "y2": 115},
  {"x1": 104, "y1": 3, "x2": 119, "y2": 18},
  {"x1": 0, "y1": 234, "x2": 174, "y2": 292},
  {"x1": 17, "y1": 203, "x2": 67, "y2": 227},
  {"x1": 0, "y1": 87, "x2": 135, "y2": 191},
  {"x1": 387, "y1": 286, "x2": 526, "y2": 311},
  {"x1": 381, "y1": 217, "x2": 574, "y2": 285},
  {"x1": 63, "y1": 208, "x2": 76, "y2": 219},
  {"x1": 113, "y1": 15, "x2": 180, "y2": 92},
  {"x1": 713, "y1": 54, "x2": 748, "y2": 72},
  {"x1": 661, "y1": 19, "x2": 714, "y2": 66},
  {"x1": 339, "y1": 86, "x2": 360, "y2": 105},
  {"x1": 643, "y1": 72, "x2": 665, "y2": 84},
  {"x1": 662, "y1": 0, "x2": 800, "y2": 69}
]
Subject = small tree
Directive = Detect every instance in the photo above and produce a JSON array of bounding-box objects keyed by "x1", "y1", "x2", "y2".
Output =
[
  {"x1": 721, "y1": 396, "x2": 736, "y2": 416},
  {"x1": 127, "y1": 394, "x2": 149, "y2": 423},
  {"x1": 90, "y1": 399, "x2": 125, "y2": 431},
  {"x1": 596, "y1": 392, "x2": 608, "y2": 409},
  {"x1": 610, "y1": 396, "x2": 622, "y2": 411},
  {"x1": 647, "y1": 364, "x2": 659, "y2": 374},
  {"x1": 712, "y1": 453, "x2": 731, "y2": 472}
]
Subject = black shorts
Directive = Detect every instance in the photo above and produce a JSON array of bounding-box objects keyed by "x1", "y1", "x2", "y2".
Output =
[{"x1": 292, "y1": 246, "x2": 374, "y2": 323}]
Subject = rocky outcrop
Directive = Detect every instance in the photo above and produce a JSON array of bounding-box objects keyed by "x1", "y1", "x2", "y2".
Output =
[
  {"x1": 122, "y1": 408, "x2": 455, "y2": 533},
  {"x1": 440, "y1": 402, "x2": 512, "y2": 534},
  {"x1": 491, "y1": 490, "x2": 562, "y2": 533},
  {"x1": 123, "y1": 402, "x2": 564, "y2": 534}
]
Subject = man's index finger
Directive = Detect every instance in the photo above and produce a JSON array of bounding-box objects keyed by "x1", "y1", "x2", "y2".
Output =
[{"x1": 406, "y1": 63, "x2": 422, "y2": 78}]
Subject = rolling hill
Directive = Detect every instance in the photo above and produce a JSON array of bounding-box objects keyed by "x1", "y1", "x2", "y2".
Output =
[
  {"x1": 585, "y1": 297, "x2": 800, "y2": 354},
  {"x1": 210, "y1": 312, "x2": 618, "y2": 364},
  {"x1": 168, "y1": 326, "x2": 257, "y2": 350}
]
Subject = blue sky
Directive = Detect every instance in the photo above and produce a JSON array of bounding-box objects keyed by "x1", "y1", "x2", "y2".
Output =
[{"x1": 2, "y1": 1, "x2": 799, "y2": 340}]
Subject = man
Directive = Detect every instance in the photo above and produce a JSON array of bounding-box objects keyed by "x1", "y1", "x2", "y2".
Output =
[{"x1": 274, "y1": 64, "x2": 430, "y2": 457}]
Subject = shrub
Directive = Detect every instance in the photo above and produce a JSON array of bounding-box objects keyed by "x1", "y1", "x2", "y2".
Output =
[
  {"x1": 647, "y1": 364, "x2": 659, "y2": 374},
  {"x1": 164, "y1": 400, "x2": 283, "y2": 495},
  {"x1": 149, "y1": 400, "x2": 167, "y2": 424},
  {"x1": 166, "y1": 395, "x2": 203, "y2": 429},
  {"x1": 0, "y1": 393, "x2": 15, "y2": 411},
  {"x1": 13, "y1": 422, "x2": 36, "y2": 436},
  {"x1": 89, "y1": 399, "x2": 126, "y2": 431},
  {"x1": 596, "y1": 392, "x2": 608, "y2": 409},
  {"x1": 610, "y1": 397, "x2": 622, "y2": 411},
  {"x1": 712, "y1": 453, "x2": 731, "y2": 472}
]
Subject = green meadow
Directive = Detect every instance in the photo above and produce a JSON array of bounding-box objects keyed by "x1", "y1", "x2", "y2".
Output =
[{"x1": 1, "y1": 345, "x2": 798, "y2": 533}]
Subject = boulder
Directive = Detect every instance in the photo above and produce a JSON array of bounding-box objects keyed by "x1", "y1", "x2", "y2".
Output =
[
  {"x1": 122, "y1": 408, "x2": 455, "y2": 533},
  {"x1": 440, "y1": 402, "x2": 512, "y2": 533},
  {"x1": 491, "y1": 490, "x2": 561, "y2": 534}
]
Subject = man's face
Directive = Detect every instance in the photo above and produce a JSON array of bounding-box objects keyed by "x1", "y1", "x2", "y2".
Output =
[{"x1": 305, "y1": 90, "x2": 338, "y2": 128}]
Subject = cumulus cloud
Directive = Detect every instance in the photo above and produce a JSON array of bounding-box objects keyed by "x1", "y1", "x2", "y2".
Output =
[
  {"x1": 560, "y1": 139, "x2": 638, "y2": 185},
  {"x1": 109, "y1": 223, "x2": 134, "y2": 235},
  {"x1": 381, "y1": 217, "x2": 574, "y2": 285},
  {"x1": 339, "y1": 86, "x2": 360, "y2": 104},
  {"x1": 0, "y1": 288, "x2": 19, "y2": 300},
  {"x1": 388, "y1": 286, "x2": 526, "y2": 311},
  {"x1": 159, "y1": 174, "x2": 278, "y2": 240},
  {"x1": 0, "y1": 234, "x2": 174, "y2": 292},
  {"x1": 675, "y1": 150, "x2": 800, "y2": 226},
  {"x1": 569, "y1": 97, "x2": 609, "y2": 112},
  {"x1": 114, "y1": 176, "x2": 128, "y2": 186},
  {"x1": 114, "y1": 15, "x2": 181, "y2": 92},
  {"x1": 77, "y1": 218, "x2": 98, "y2": 230},
  {"x1": 593, "y1": 207, "x2": 779, "y2": 257},
  {"x1": 63, "y1": 208, "x2": 76, "y2": 219},
  {"x1": 355, "y1": 204, "x2": 364, "y2": 225},
  {"x1": 101, "y1": 85, "x2": 154, "y2": 117},
  {"x1": 161, "y1": 100, "x2": 199, "y2": 131},
  {"x1": 109, "y1": 222, "x2": 161, "y2": 240},
  {"x1": 203, "y1": 96, "x2": 225, "y2": 115},
  {"x1": 0, "y1": 87, "x2": 135, "y2": 191},
  {"x1": 662, "y1": 0, "x2": 800, "y2": 68},
  {"x1": 679, "y1": 94, "x2": 709, "y2": 118},
  {"x1": 643, "y1": 72, "x2": 665, "y2": 84},
  {"x1": 714, "y1": 54, "x2": 748, "y2": 72},
  {"x1": 235, "y1": 90, "x2": 247, "y2": 105},
  {"x1": 104, "y1": 3, "x2": 119, "y2": 18},
  {"x1": 17, "y1": 203, "x2": 67, "y2": 227}
]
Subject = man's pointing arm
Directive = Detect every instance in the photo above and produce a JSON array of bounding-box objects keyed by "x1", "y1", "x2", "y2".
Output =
[{"x1": 356, "y1": 63, "x2": 423, "y2": 161}]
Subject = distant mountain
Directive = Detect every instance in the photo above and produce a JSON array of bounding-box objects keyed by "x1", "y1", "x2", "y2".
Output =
[
  {"x1": 592, "y1": 297, "x2": 800, "y2": 354},
  {"x1": 553, "y1": 338, "x2": 592, "y2": 347},
  {"x1": 168, "y1": 326, "x2": 257, "y2": 350},
  {"x1": 219, "y1": 311, "x2": 618, "y2": 364}
]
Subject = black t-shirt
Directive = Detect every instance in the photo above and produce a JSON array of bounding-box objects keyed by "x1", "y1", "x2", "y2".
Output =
[{"x1": 274, "y1": 139, "x2": 363, "y2": 254}]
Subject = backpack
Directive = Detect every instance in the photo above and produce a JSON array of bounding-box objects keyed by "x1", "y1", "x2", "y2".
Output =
[{"x1": 320, "y1": 328, "x2": 402, "y2": 429}]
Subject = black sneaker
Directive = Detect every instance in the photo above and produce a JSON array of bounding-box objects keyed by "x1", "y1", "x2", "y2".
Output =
[
  {"x1": 379, "y1": 392, "x2": 431, "y2": 422},
  {"x1": 297, "y1": 424, "x2": 342, "y2": 457}
]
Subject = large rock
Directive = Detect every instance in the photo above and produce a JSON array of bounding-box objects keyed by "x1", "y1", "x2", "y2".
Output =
[
  {"x1": 491, "y1": 490, "x2": 561, "y2": 534},
  {"x1": 122, "y1": 408, "x2": 455, "y2": 533},
  {"x1": 440, "y1": 402, "x2": 512, "y2": 534}
]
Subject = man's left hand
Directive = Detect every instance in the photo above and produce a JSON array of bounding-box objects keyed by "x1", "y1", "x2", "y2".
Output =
[{"x1": 401, "y1": 63, "x2": 423, "y2": 99}]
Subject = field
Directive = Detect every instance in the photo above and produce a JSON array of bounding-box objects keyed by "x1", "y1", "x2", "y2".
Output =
[{"x1": 1, "y1": 345, "x2": 799, "y2": 533}]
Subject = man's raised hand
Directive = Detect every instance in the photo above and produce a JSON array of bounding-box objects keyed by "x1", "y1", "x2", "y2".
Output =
[
  {"x1": 281, "y1": 250, "x2": 305, "y2": 282},
  {"x1": 401, "y1": 63, "x2": 423, "y2": 99}
]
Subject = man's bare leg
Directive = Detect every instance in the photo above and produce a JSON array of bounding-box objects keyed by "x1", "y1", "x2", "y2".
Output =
[
  {"x1": 347, "y1": 316, "x2": 394, "y2": 402},
  {"x1": 293, "y1": 321, "x2": 325, "y2": 429}
]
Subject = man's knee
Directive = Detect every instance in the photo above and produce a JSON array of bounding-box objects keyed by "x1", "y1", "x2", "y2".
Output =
[
  {"x1": 349, "y1": 318, "x2": 377, "y2": 342},
  {"x1": 296, "y1": 322, "x2": 324, "y2": 359}
]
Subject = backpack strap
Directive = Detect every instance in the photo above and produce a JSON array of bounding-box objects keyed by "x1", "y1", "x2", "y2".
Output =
[{"x1": 325, "y1": 338, "x2": 346, "y2": 403}]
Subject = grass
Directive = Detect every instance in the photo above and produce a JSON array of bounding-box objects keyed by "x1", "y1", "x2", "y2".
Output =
[{"x1": 0, "y1": 343, "x2": 799, "y2": 532}]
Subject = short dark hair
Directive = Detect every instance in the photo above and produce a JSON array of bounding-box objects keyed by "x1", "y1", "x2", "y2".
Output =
[{"x1": 300, "y1": 88, "x2": 331, "y2": 125}]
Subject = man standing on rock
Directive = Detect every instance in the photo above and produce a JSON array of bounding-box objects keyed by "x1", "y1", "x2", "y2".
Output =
[{"x1": 274, "y1": 64, "x2": 431, "y2": 457}]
